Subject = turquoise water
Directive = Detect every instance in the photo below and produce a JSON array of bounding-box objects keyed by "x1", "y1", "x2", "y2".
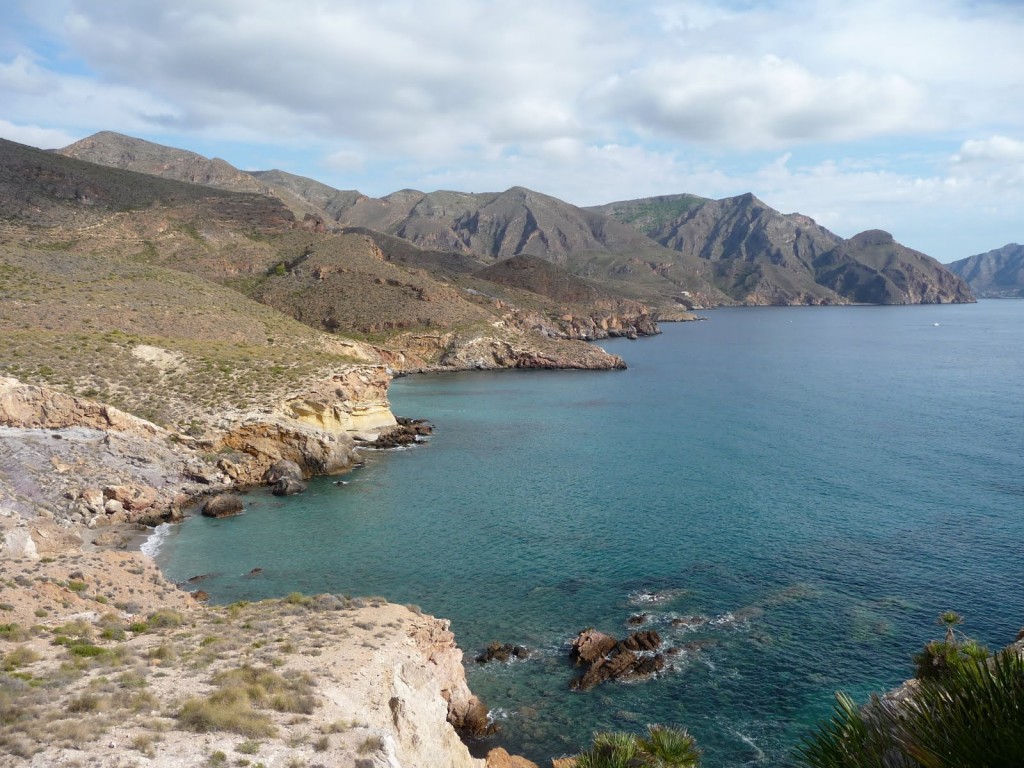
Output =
[{"x1": 156, "y1": 302, "x2": 1024, "y2": 766}]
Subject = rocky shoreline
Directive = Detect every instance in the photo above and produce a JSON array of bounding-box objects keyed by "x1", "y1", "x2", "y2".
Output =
[{"x1": 0, "y1": 370, "x2": 542, "y2": 767}]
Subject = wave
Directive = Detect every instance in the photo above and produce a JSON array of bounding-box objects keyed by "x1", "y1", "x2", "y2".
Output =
[{"x1": 140, "y1": 522, "x2": 171, "y2": 558}]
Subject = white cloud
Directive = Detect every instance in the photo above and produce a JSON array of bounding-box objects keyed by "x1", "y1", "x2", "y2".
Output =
[
  {"x1": 600, "y1": 56, "x2": 929, "y2": 149},
  {"x1": 3, "y1": 0, "x2": 1023, "y2": 258},
  {"x1": 0, "y1": 52, "x2": 178, "y2": 139},
  {"x1": 7, "y1": 0, "x2": 1024, "y2": 156},
  {"x1": 324, "y1": 149, "x2": 365, "y2": 172},
  {"x1": 0, "y1": 118, "x2": 77, "y2": 149}
]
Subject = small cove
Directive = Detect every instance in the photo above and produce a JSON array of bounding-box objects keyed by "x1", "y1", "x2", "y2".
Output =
[{"x1": 155, "y1": 302, "x2": 1024, "y2": 766}]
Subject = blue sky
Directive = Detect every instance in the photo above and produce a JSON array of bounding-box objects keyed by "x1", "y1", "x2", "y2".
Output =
[{"x1": 2, "y1": 0, "x2": 1023, "y2": 262}]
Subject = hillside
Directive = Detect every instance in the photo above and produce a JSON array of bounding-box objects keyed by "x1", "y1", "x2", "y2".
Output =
[
  {"x1": 55, "y1": 131, "x2": 973, "y2": 308},
  {"x1": 58, "y1": 132, "x2": 329, "y2": 222},
  {"x1": 813, "y1": 230, "x2": 975, "y2": 304},
  {"x1": 596, "y1": 193, "x2": 973, "y2": 305},
  {"x1": 5, "y1": 137, "x2": 630, "y2": 378},
  {"x1": 946, "y1": 243, "x2": 1024, "y2": 298}
]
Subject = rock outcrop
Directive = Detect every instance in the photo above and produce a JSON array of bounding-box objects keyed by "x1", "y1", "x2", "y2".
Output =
[
  {"x1": 476, "y1": 642, "x2": 530, "y2": 663},
  {"x1": 217, "y1": 366, "x2": 401, "y2": 482},
  {"x1": 411, "y1": 615, "x2": 498, "y2": 739},
  {"x1": 569, "y1": 628, "x2": 668, "y2": 691},
  {"x1": 370, "y1": 417, "x2": 434, "y2": 449},
  {"x1": 281, "y1": 366, "x2": 397, "y2": 436},
  {"x1": 0, "y1": 376, "x2": 164, "y2": 437}
]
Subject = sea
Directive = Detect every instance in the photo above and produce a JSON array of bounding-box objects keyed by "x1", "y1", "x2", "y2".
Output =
[{"x1": 152, "y1": 301, "x2": 1024, "y2": 767}]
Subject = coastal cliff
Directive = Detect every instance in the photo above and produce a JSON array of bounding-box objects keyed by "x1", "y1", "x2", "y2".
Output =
[
  {"x1": 0, "y1": 370, "x2": 529, "y2": 767},
  {"x1": 0, "y1": 550, "x2": 495, "y2": 767}
]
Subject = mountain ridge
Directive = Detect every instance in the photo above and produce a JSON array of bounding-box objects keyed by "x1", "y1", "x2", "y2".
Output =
[
  {"x1": 946, "y1": 243, "x2": 1024, "y2": 298},
  {"x1": 56, "y1": 131, "x2": 973, "y2": 308}
]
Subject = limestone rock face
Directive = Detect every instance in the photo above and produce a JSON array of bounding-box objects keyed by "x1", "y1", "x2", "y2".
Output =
[
  {"x1": 218, "y1": 417, "x2": 357, "y2": 484},
  {"x1": 437, "y1": 334, "x2": 626, "y2": 371},
  {"x1": 0, "y1": 376, "x2": 163, "y2": 437},
  {"x1": 282, "y1": 366, "x2": 397, "y2": 435},
  {"x1": 215, "y1": 363, "x2": 404, "y2": 482},
  {"x1": 410, "y1": 615, "x2": 496, "y2": 739},
  {"x1": 486, "y1": 747, "x2": 541, "y2": 768}
]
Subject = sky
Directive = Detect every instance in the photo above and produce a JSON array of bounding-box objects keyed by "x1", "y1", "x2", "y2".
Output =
[{"x1": 2, "y1": 0, "x2": 1023, "y2": 262}]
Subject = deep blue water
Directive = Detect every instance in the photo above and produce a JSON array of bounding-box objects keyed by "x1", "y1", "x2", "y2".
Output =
[{"x1": 155, "y1": 302, "x2": 1024, "y2": 766}]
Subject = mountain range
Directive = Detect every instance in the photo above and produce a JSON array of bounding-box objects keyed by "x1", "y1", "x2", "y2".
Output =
[
  {"x1": 58, "y1": 131, "x2": 973, "y2": 309},
  {"x1": 0, "y1": 129, "x2": 988, "y2": 437},
  {"x1": 946, "y1": 244, "x2": 1024, "y2": 298}
]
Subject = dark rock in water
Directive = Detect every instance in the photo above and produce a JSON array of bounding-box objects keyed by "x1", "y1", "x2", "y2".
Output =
[
  {"x1": 671, "y1": 615, "x2": 708, "y2": 628},
  {"x1": 617, "y1": 629, "x2": 661, "y2": 653},
  {"x1": 201, "y1": 493, "x2": 244, "y2": 518},
  {"x1": 271, "y1": 476, "x2": 307, "y2": 496},
  {"x1": 476, "y1": 641, "x2": 530, "y2": 663},
  {"x1": 569, "y1": 628, "x2": 667, "y2": 691},
  {"x1": 191, "y1": 590, "x2": 209, "y2": 602},
  {"x1": 626, "y1": 613, "x2": 648, "y2": 626},
  {"x1": 397, "y1": 416, "x2": 434, "y2": 435},
  {"x1": 187, "y1": 573, "x2": 215, "y2": 584},
  {"x1": 244, "y1": 568, "x2": 263, "y2": 577},
  {"x1": 370, "y1": 417, "x2": 433, "y2": 449},
  {"x1": 262, "y1": 459, "x2": 303, "y2": 485},
  {"x1": 570, "y1": 628, "x2": 617, "y2": 665}
]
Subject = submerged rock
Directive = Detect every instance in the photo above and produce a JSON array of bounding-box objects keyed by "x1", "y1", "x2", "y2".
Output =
[{"x1": 476, "y1": 641, "x2": 530, "y2": 664}]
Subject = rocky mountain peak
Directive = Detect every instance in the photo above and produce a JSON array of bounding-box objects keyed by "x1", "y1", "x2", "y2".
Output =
[{"x1": 849, "y1": 229, "x2": 896, "y2": 247}]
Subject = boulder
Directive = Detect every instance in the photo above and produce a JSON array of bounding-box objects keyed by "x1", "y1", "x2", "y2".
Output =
[
  {"x1": 618, "y1": 630, "x2": 661, "y2": 653},
  {"x1": 201, "y1": 493, "x2": 244, "y2": 518},
  {"x1": 568, "y1": 628, "x2": 666, "y2": 691},
  {"x1": 569, "y1": 628, "x2": 617, "y2": 665},
  {"x1": 449, "y1": 694, "x2": 497, "y2": 738},
  {"x1": 271, "y1": 476, "x2": 308, "y2": 496},
  {"x1": 485, "y1": 747, "x2": 540, "y2": 768},
  {"x1": 104, "y1": 483, "x2": 158, "y2": 512},
  {"x1": 476, "y1": 642, "x2": 530, "y2": 664},
  {"x1": 262, "y1": 459, "x2": 304, "y2": 485}
]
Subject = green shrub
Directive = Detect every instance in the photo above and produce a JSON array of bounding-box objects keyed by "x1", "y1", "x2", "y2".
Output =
[
  {"x1": 67, "y1": 643, "x2": 107, "y2": 658},
  {"x1": 147, "y1": 609, "x2": 185, "y2": 628},
  {"x1": 3, "y1": 645, "x2": 40, "y2": 670},
  {"x1": 236, "y1": 739, "x2": 261, "y2": 754},
  {"x1": 575, "y1": 725, "x2": 700, "y2": 768},
  {"x1": 798, "y1": 648, "x2": 1024, "y2": 767},
  {"x1": 0, "y1": 624, "x2": 28, "y2": 641},
  {"x1": 179, "y1": 687, "x2": 277, "y2": 738}
]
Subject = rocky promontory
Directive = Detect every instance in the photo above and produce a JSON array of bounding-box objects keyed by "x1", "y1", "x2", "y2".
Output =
[{"x1": 0, "y1": 370, "x2": 535, "y2": 767}]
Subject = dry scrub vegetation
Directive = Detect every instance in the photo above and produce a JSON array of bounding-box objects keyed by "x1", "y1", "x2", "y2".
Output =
[
  {"x1": 0, "y1": 240, "x2": 375, "y2": 431},
  {"x1": 0, "y1": 552, "x2": 423, "y2": 767}
]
